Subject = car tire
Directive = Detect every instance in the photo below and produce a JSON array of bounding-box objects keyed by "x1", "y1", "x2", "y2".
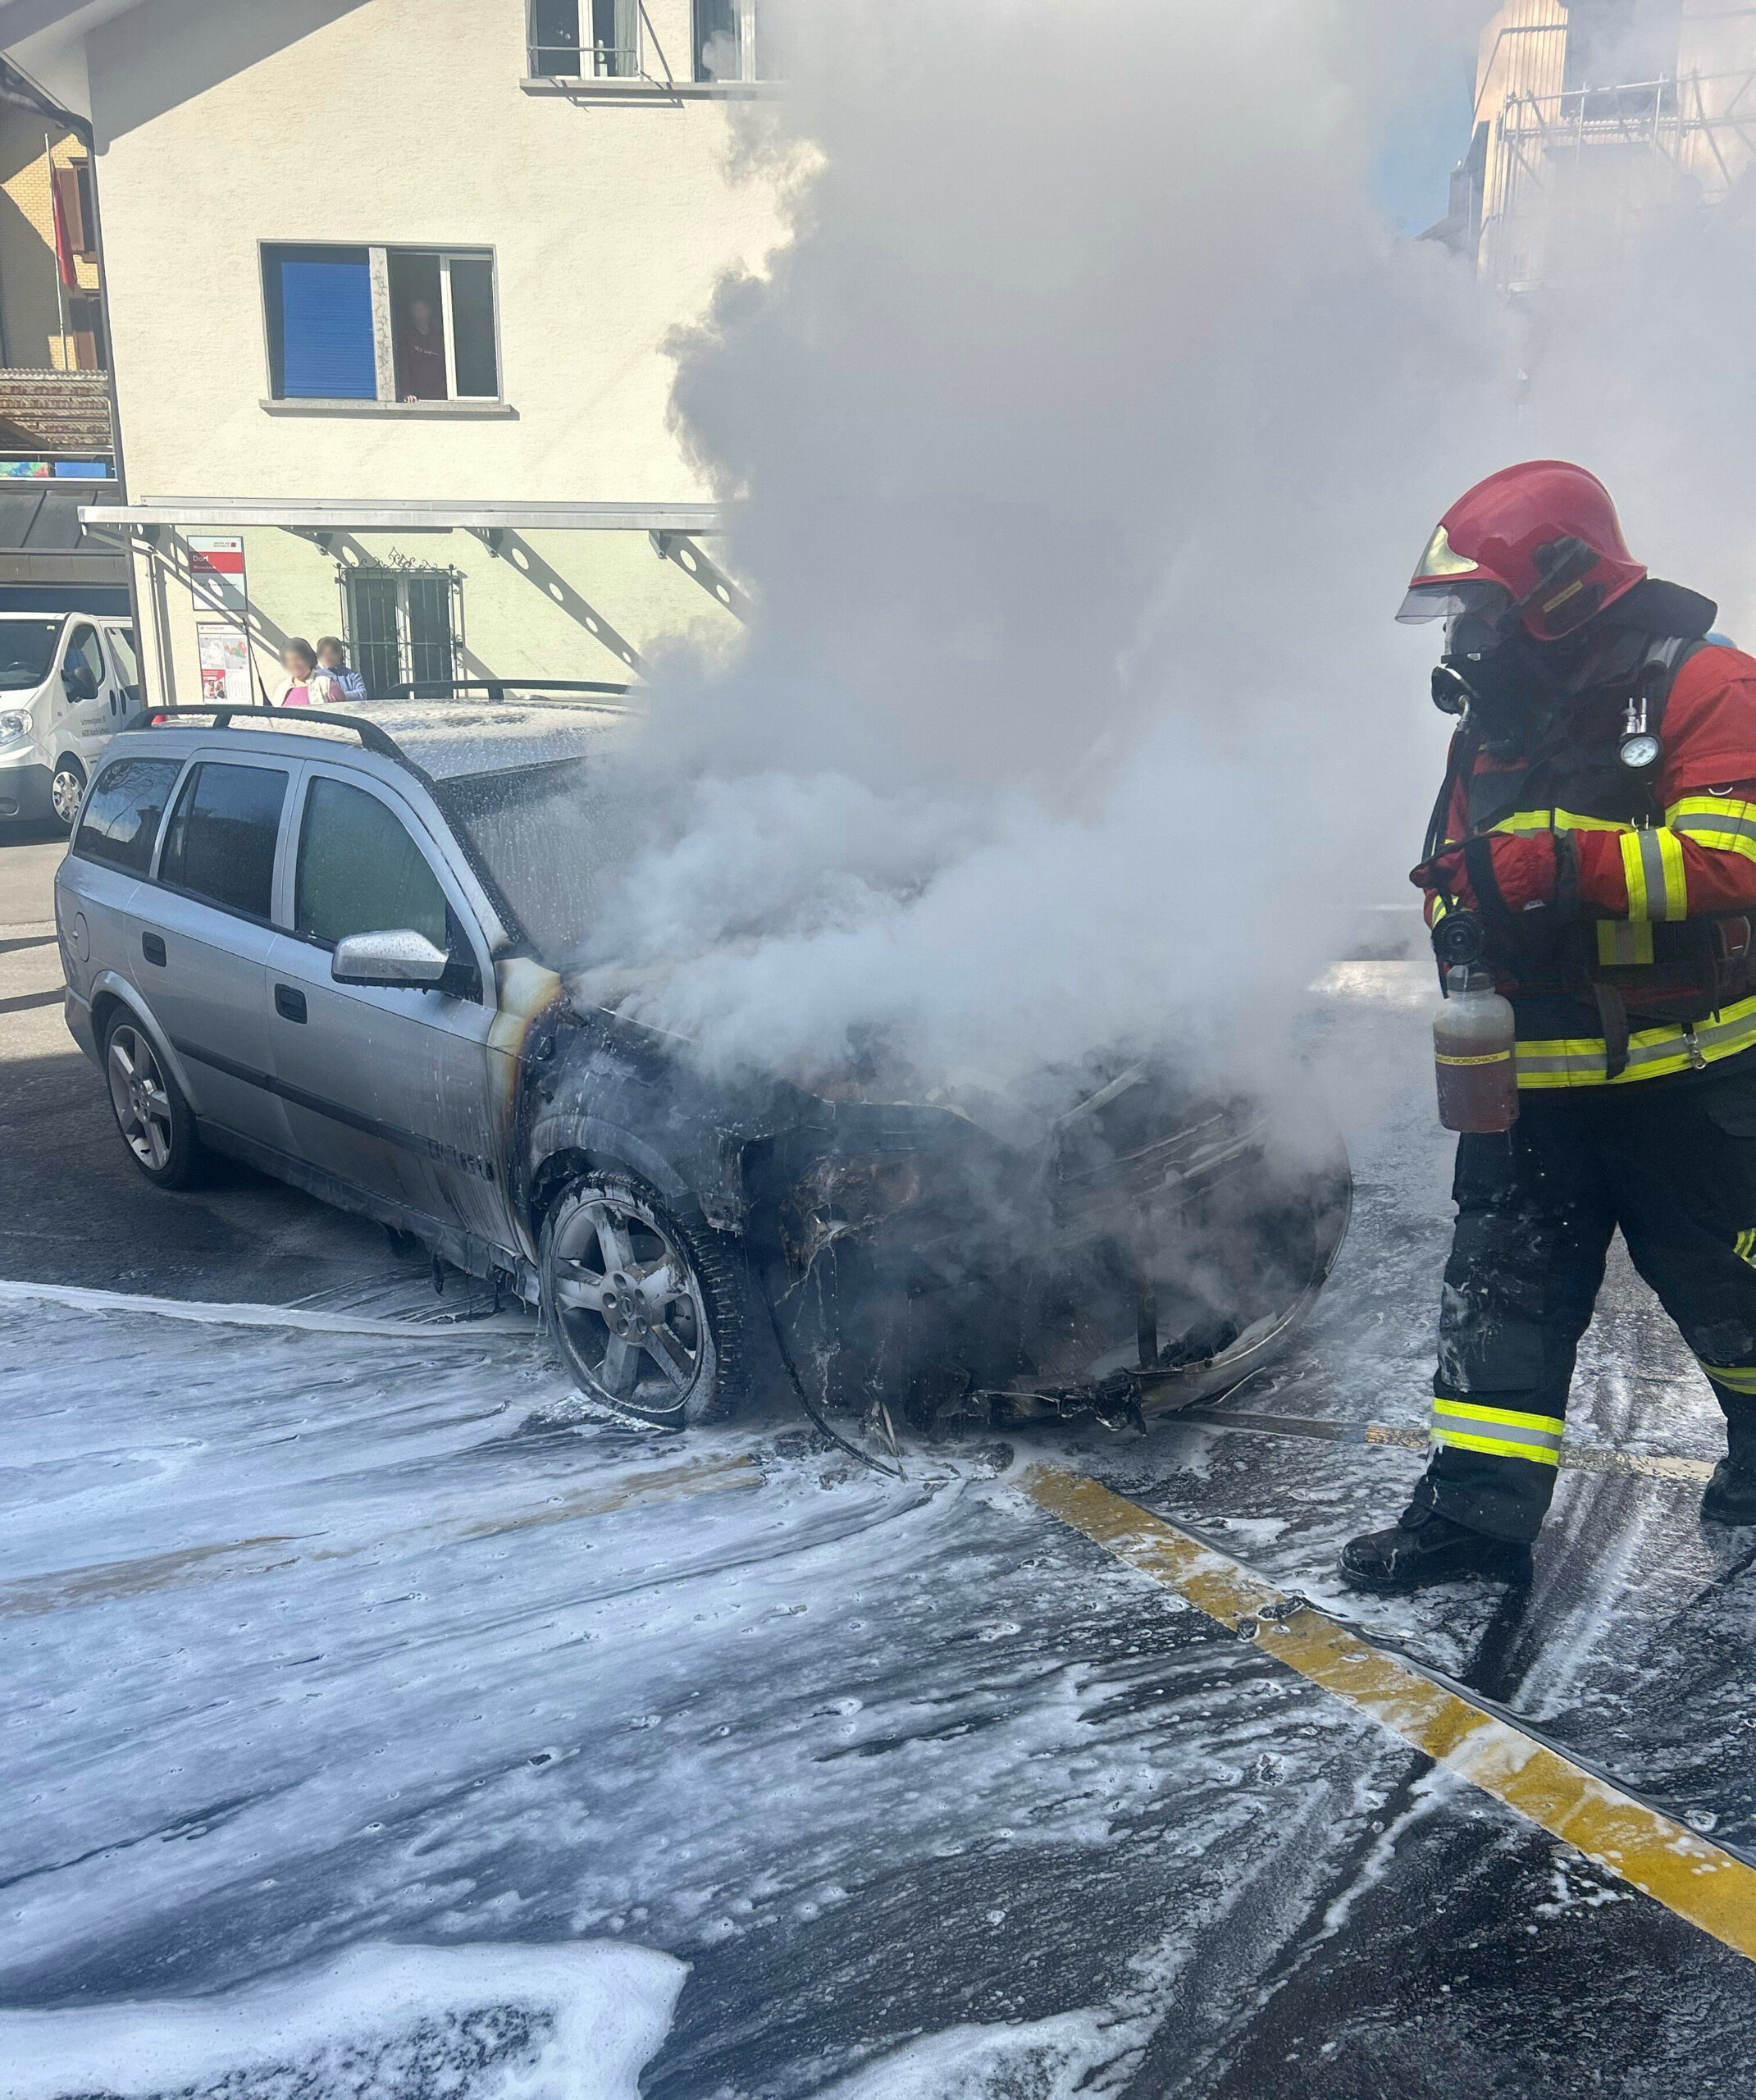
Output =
[
  {"x1": 540, "y1": 1171, "x2": 749, "y2": 1429},
  {"x1": 49, "y1": 756, "x2": 86, "y2": 830},
  {"x1": 103, "y1": 1012, "x2": 203, "y2": 1189}
]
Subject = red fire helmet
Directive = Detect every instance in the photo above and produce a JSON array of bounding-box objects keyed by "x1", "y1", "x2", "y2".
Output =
[{"x1": 1398, "y1": 460, "x2": 1648, "y2": 641}]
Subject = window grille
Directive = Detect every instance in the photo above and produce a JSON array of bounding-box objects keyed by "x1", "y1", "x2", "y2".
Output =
[{"x1": 343, "y1": 568, "x2": 459, "y2": 697}]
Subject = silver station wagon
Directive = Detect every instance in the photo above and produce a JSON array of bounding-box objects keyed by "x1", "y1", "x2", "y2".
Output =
[{"x1": 55, "y1": 702, "x2": 1350, "y2": 1435}]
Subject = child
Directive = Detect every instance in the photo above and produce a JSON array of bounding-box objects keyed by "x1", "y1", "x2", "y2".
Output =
[
  {"x1": 274, "y1": 638, "x2": 317, "y2": 707},
  {"x1": 315, "y1": 635, "x2": 367, "y2": 704}
]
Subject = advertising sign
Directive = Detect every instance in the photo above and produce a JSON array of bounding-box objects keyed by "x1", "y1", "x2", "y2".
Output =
[
  {"x1": 189, "y1": 533, "x2": 247, "y2": 613},
  {"x1": 197, "y1": 623, "x2": 253, "y2": 705}
]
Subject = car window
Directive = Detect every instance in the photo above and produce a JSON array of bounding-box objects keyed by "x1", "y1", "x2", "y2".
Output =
[
  {"x1": 159, "y1": 761, "x2": 287, "y2": 920},
  {"x1": 62, "y1": 623, "x2": 102, "y2": 690},
  {"x1": 295, "y1": 775, "x2": 450, "y2": 952},
  {"x1": 0, "y1": 619, "x2": 62, "y2": 691},
  {"x1": 106, "y1": 627, "x2": 140, "y2": 696},
  {"x1": 71, "y1": 756, "x2": 183, "y2": 874}
]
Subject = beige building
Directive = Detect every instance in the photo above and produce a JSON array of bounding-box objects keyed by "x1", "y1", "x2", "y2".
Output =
[
  {"x1": 0, "y1": 0, "x2": 783, "y2": 704},
  {"x1": 1435, "y1": 2, "x2": 1756, "y2": 290}
]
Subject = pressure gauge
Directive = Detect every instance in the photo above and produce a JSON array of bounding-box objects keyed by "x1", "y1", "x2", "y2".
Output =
[{"x1": 1619, "y1": 731, "x2": 1662, "y2": 771}]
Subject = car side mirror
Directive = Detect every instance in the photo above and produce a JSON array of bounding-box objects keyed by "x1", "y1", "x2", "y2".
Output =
[
  {"x1": 62, "y1": 663, "x2": 97, "y2": 701},
  {"x1": 331, "y1": 928, "x2": 449, "y2": 988}
]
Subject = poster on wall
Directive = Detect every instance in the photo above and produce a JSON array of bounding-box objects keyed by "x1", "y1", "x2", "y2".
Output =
[
  {"x1": 197, "y1": 624, "x2": 253, "y2": 705},
  {"x1": 189, "y1": 534, "x2": 247, "y2": 613}
]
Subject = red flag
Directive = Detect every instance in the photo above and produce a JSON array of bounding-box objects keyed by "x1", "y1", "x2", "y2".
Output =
[{"x1": 50, "y1": 167, "x2": 76, "y2": 290}]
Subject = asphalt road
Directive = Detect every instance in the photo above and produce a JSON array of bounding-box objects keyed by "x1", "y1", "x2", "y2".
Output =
[{"x1": 6, "y1": 820, "x2": 1756, "y2": 2096}]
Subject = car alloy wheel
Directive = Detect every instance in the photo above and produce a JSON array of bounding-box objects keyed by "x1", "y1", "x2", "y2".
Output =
[
  {"x1": 106, "y1": 1023, "x2": 177, "y2": 1174},
  {"x1": 544, "y1": 1178, "x2": 722, "y2": 1427},
  {"x1": 50, "y1": 762, "x2": 85, "y2": 828}
]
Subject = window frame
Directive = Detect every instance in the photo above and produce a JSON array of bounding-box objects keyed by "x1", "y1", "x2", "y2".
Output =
[
  {"x1": 693, "y1": 0, "x2": 760, "y2": 82},
  {"x1": 340, "y1": 564, "x2": 463, "y2": 697},
  {"x1": 258, "y1": 240, "x2": 506, "y2": 411},
  {"x1": 151, "y1": 756, "x2": 296, "y2": 929},
  {"x1": 69, "y1": 754, "x2": 185, "y2": 876},
  {"x1": 527, "y1": 0, "x2": 644, "y2": 79},
  {"x1": 58, "y1": 619, "x2": 103, "y2": 698},
  {"x1": 288, "y1": 763, "x2": 490, "y2": 1003}
]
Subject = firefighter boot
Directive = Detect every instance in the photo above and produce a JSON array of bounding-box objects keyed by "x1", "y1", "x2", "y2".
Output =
[
  {"x1": 1339, "y1": 1506, "x2": 1534, "y2": 1593},
  {"x1": 1702, "y1": 1402, "x2": 1756, "y2": 1527}
]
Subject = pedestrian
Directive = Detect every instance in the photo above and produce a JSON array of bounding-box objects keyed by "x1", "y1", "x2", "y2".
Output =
[
  {"x1": 273, "y1": 637, "x2": 318, "y2": 708},
  {"x1": 397, "y1": 296, "x2": 447, "y2": 400},
  {"x1": 314, "y1": 635, "x2": 366, "y2": 704},
  {"x1": 1343, "y1": 460, "x2": 1756, "y2": 1591}
]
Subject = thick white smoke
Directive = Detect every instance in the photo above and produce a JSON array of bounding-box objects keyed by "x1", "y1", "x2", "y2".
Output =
[{"x1": 579, "y1": 0, "x2": 1749, "y2": 1098}]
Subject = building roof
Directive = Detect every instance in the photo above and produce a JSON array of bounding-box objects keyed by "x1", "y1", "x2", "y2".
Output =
[
  {"x1": 0, "y1": 475, "x2": 119, "y2": 550},
  {"x1": 0, "y1": 369, "x2": 112, "y2": 454}
]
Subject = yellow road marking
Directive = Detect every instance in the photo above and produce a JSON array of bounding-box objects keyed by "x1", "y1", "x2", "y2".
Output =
[{"x1": 1023, "y1": 1466, "x2": 1756, "y2": 1964}]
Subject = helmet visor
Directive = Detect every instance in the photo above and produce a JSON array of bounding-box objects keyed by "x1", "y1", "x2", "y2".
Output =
[{"x1": 1396, "y1": 579, "x2": 1510, "y2": 626}]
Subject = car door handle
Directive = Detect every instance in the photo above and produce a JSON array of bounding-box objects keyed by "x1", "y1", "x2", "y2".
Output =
[
  {"x1": 275, "y1": 983, "x2": 308, "y2": 1024},
  {"x1": 140, "y1": 931, "x2": 166, "y2": 966}
]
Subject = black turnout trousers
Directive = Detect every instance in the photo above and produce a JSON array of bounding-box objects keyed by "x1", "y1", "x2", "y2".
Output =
[{"x1": 1414, "y1": 1054, "x2": 1756, "y2": 1542}]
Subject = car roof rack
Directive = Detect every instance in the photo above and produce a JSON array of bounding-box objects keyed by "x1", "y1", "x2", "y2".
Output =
[
  {"x1": 385, "y1": 678, "x2": 631, "y2": 701},
  {"x1": 118, "y1": 702, "x2": 408, "y2": 763}
]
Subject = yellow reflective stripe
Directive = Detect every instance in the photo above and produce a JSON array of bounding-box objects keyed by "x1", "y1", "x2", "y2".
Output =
[
  {"x1": 1433, "y1": 1399, "x2": 1565, "y2": 1436},
  {"x1": 1434, "y1": 1048, "x2": 1512, "y2": 1067},
  {"x1": 1701, "y1": 1362, "x2": 1756, "y2": 1395},
  {"x1": 1516, "y1": 990, "x2": 1756, "y2": 1088},
  {"x1": 1658, "y1": 828, "x2": 1687, "y2": 917},
  {"x1": 1737, "y1": 1229, "x2": 1756, "y2": 1270},
  {"x1": 1490, "y1": 810, "x2": 1631, "y2": 834},
  {"x1": 1596, "y1": 920, "x2": 1655, "y2": 966},
  {"x1": 1432, "y1": 1427, "x2": 1562, "y2": 1468},
  {"x1": 1674, "y1": 826, "x2": 1756, "y2": 865},
  {"x1": 1621, "y1": 829, "x2": 1649, "y2": 918},
  {"x1": 1667, "y1": 794, "x2": 1756, "y2": 865},
  {"x1": 1620, "y1": 828, "x2": 1687, "y2": 920}
]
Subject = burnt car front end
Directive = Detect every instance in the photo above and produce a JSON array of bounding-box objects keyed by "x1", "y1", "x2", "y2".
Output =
[{"x1": 741, "y1": 1059, "x2": 1352, "y2": 1434}]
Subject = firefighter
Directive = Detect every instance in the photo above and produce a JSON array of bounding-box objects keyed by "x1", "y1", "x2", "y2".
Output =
[{"x1": 1341, "y1": 459, "x2": 1756, "y2": 1591}]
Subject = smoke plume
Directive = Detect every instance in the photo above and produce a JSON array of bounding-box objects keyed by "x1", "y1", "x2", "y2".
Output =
[{"x1": 578, "y1": 0, "x2": 1749, "y2": 1096}]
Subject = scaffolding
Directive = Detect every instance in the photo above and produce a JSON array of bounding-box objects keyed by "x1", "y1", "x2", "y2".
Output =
[{"x1": 1480, "y1": 65, "x2": 1756, "y2": 291}]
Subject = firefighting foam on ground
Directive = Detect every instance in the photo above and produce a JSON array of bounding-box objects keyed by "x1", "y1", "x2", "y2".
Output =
[{"x1": 17, "y1": 0, "x2": 1756, "y2": 2093}]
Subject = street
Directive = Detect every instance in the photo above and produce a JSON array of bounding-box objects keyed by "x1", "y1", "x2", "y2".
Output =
[{"x1": 8, "y1": 829, "x2": 1756, "y2": 2098}]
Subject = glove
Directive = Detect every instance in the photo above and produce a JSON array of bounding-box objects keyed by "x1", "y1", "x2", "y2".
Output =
[{"x1": 1411, "y1": 831, "x2": 1574, "y2": 920}]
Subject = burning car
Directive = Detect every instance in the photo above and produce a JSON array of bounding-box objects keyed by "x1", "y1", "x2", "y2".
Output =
[{"x1": 55, "y1": 697, "x2": 1350, "y2": 1434}]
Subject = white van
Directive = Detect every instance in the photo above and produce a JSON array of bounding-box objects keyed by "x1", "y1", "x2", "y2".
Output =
[{"x1": 0, "y1": 609, "x2": 140, "y2": 828}]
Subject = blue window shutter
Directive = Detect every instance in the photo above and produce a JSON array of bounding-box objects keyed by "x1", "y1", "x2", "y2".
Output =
[{"x1": 271, "y1": 247, "x2": 376, "y2": 400}]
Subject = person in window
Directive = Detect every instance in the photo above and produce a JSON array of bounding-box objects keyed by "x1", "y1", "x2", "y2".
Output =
[
  {"x1": 398, "y1": 298, "x2": 447, "y2": 401},
  {"x1": 274, "y1": 637, "x2": 318, "y2": 707},
  {"x1": 314, "y1": 636, "x2": 366, "y2": 705}
]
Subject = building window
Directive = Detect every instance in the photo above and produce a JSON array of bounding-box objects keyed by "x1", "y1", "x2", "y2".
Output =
[
  {"x1": 344, "y1": 568, "x2": 458, "y2": 697},
  {"x1": 262, "y1": 244, "x2": 500, "y2": 404},
  {"x1": 263, "y1": 244, "x2": 376, "y2": 400},
  {"x1": 530, "y1": 0, "x2": 640, "y2": 76},
  {"x1": 695, "y1": 0, "x2": 759, "y2": 81}
]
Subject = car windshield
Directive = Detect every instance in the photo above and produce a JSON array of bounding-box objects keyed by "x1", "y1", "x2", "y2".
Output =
[
  {"x1": 432, "y1": 756, "x2": 634, "y2": 968},
  {"x1": 0, "y1": 620, "x2": 63, "y2": 690}
]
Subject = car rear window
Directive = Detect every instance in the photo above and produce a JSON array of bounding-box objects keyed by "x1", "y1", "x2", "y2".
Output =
[
  {"x1": 159, "y1": 761, "x2": 288, "y2": 920},
  {"x1": 71, "y1": 756, "x2": 183, "y2": 874}
]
